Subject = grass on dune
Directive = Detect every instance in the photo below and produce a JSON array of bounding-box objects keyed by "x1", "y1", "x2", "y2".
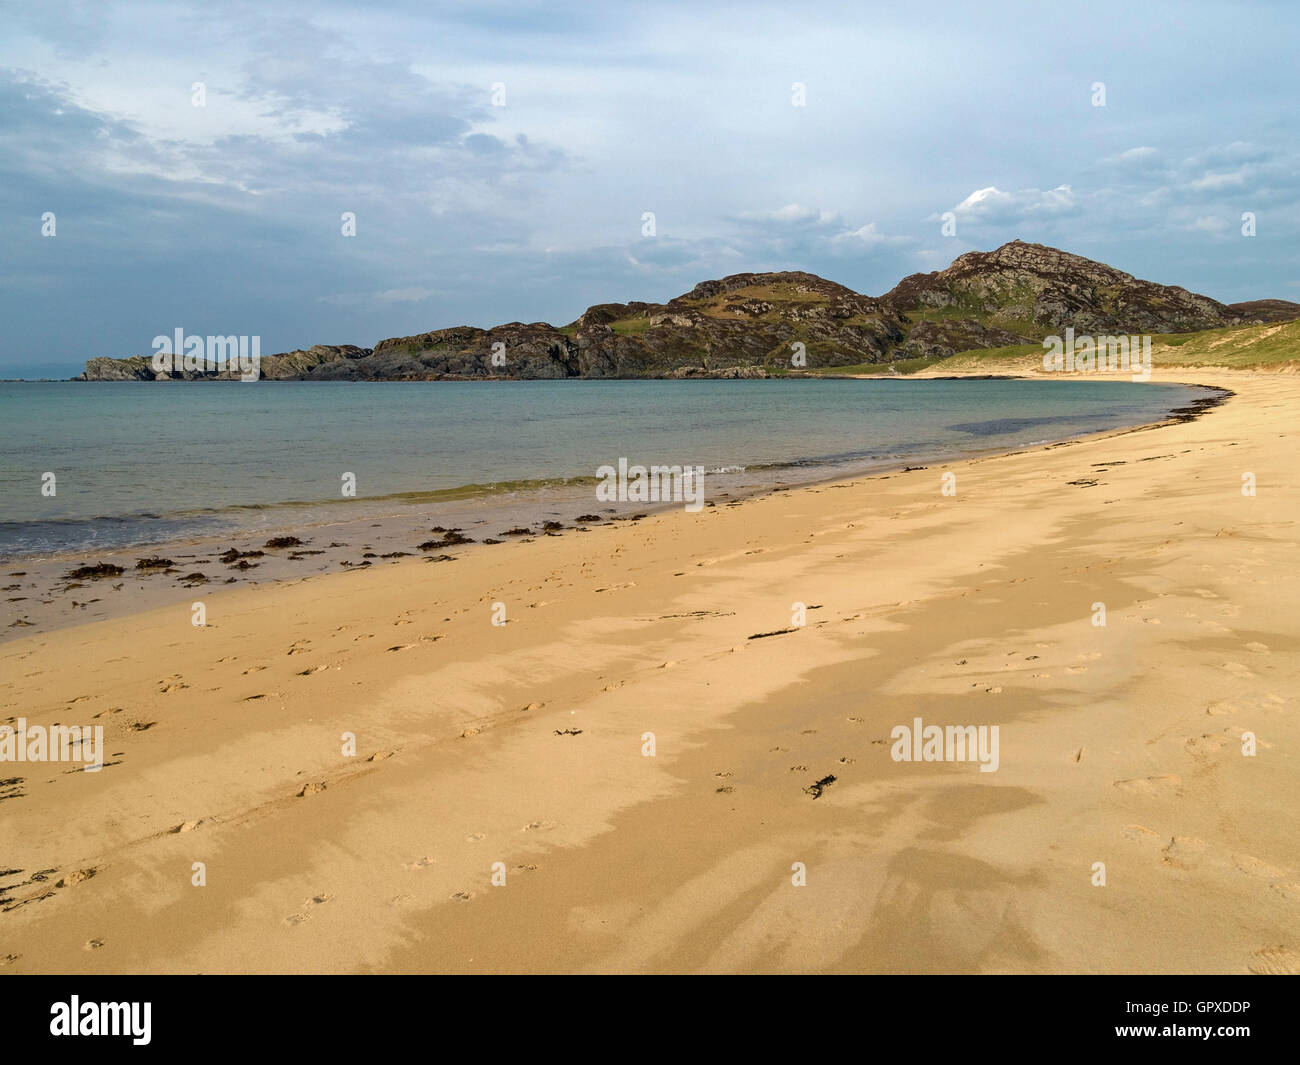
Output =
[
  {"x1": 799, "y1": 319, "x2": 1300, "y2": 377},
  {"x1": 932, "y1": 319, "x2": 1300, "y2": 373},
  {"x1": 1145, "y1": 319, "x2": 1300, "y2": 368},
  {"x1": 806, "y1": 355, "x2": 949, "y2": 376}
]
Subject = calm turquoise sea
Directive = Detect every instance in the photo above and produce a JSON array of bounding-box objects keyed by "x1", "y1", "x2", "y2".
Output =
[{"x1": 0, "y1": 378, "x2": 1205, "y2": 556}]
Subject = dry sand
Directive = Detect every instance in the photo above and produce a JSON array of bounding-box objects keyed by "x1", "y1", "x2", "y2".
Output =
[{"x1": 1, "y1": 369, "x2": 1297, "y2": 974}]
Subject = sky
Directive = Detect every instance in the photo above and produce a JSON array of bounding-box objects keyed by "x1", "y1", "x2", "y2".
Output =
[{"x1": 1, "y1": 0, "x2": 1297, "y2": 377}]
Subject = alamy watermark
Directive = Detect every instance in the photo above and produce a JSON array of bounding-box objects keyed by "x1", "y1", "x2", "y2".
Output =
[
  {"x1": 50, "y1": 997, "x2": 151, "y2": 1045},
  {"x1": 890, "y1": 716, "x2": 1000, "y2": 773},
  {"x1": 1, "y1": 719, "x2": 104, "y2": 772},
  {"x1": 151, "y1": 327, "x2": 261, "y2": 380},
  {"x1": 596, "y1": 459, "x2": 705, "y2": 512},
  {"x1": 1043, "y1": 328, "x2": 1151, "y2": 382}
]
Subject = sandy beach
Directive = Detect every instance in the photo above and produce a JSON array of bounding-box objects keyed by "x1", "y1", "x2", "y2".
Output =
[{"x1": 1, "y1": 368, "x2": 1296, "y2": 975}]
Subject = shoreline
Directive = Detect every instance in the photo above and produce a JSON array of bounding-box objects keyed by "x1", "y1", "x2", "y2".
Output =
[
  {"x1": 1, "y1": 367, "x2": 1295, "y2": 974},
  {"x1": 2, "y1": 378, "x2": 1228, "y2": 643}
]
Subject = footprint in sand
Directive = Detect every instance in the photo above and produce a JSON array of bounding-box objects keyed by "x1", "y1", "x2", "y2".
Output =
[
  {"x1": 286, "y1": 642, "x2": 311, "y2": 656},
  {"x1": 1206, "y1": 701, "x2": 1238, "y2": 716},
  {"x1": 242, "y1": 665, "x2": 266, "y2": 675},
  {"x1": 158, "y1": 678, "x2": 188, "y2": 693},
  {"x1": 465, "y1": 832, "x2": 486, "y2": 842},
  {"x1": 284, "y1": 893, "x2": 333, "y2": 925},
  {"x1": 451, "y1": 891, "x2": 475, "y2": 902},
  {"x1": 522, "y1": 820, "x2": 556, "y2": 832},
  {"x1": 55, "y1": 868, "x2": 97, "y2": 889},
  {"x1": 1244, "y1": 641, "x2": 1270, "y2": 654},
  {"x1": 1113, "y1": 774, "x2": 1181, "y2": 796},
  {"x1": 1270, "y1": 882, "x2": 1300, "y2": 901},
  {"x1": 1247, "y1": 946, "x2": 1300, "y2": 975},
  {"x1": 1066, "y1": 666, "x2": 1088, "y2": 674},
  {"x1": 404, "y1": 857, "x2": 436, "y2": 870},
  {"x1": 84, "y1": 939, "x2": 104, "y2": 951}
]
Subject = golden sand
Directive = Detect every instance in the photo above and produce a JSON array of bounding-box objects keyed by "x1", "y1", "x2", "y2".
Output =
[{"x1": 1, "y1": 369, "x2": 1296, "y2": 974}]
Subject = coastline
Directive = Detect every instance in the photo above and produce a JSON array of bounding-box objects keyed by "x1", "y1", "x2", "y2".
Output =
[
  {"x1": 2, "y1": 378, "x2": 1226, "y2": 642},
  {"x1": 1, "y1": 367, "x2": 1296, "y2": 974}
]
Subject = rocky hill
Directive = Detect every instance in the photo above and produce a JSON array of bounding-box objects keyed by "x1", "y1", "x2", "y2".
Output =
[
  {"x1": 881, "y1": 240, "x2": 1241, "y2": 355},
  {"x1": 77, "y1": 242, "x2": 1268, "y2": 380},
  {"x1": 1226, "y1": 299, "x2": 1300, "y2": 324}
]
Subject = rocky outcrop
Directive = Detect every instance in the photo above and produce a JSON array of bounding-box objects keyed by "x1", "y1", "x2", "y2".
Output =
[
  {"x1": 80, "y1": 356, "x2": 157, "y2": 381},
  {"x1": 297, "y1": 271, "x2": 908, "y2": 380},
  {"x1": 895, "y1": 319, "x2": 1033, "y2": 359},
  {"x1": 260, "y1": 345, "x2": 371, "y2": 379},
  {"x1": 358, "y1": 324, "x2": 578, "y2": 380},
  {"x1": 77, "y1": 345, "x2": 371, "y2": 381},
  {"x1": 883, "y1": 240, "x2": 1239, "y2": 337},
  {"x1": 77, "y1": 243, "x2": 1270, "y2": 381}
]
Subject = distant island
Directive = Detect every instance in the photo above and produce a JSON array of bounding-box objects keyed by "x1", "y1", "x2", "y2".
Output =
[{"x1": 77, "y1": 241, "x2": 1300, "y2": 381}]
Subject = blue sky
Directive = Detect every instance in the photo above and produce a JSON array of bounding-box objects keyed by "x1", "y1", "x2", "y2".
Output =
[{"x1": 1, "y1": 0, "x2": 1297, "y2": 377}]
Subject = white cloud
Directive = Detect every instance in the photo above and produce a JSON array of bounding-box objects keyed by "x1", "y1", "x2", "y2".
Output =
[
  {"x1": 830, "y1": 221, "x2": 904, "y2": 247},
  {"x1": 949, "y1": 184, "x2": 1076, "y2": 222},
  {"x1": 1188, "y1": 167, "x2": 1250, "y2": 191}
]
